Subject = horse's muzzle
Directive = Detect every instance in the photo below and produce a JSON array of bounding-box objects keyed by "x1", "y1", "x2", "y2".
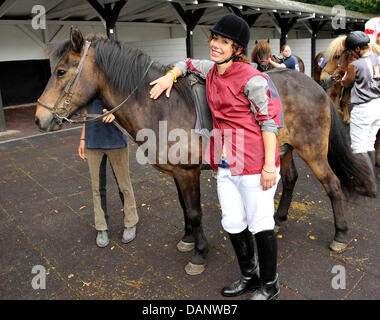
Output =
[
  {"x1": 35, "y1": 114, "x2": 61, "y2": 132},
  {"x1": 320, "y1": 77, "x2": 334, "y2": 91}
]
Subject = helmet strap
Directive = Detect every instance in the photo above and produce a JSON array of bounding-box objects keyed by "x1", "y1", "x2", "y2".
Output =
[
  {"x1": 354, "y1": 48, "x2": 362, "y2": 58},
  {"x1": 216, "y1": 54, "x2": 235, "y2": 65}
]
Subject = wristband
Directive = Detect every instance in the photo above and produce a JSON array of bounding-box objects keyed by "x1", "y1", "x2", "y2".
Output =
[
  {"x1": 166, "y1": 70, "x2": 177, "y2": 83},
  {"x1": 262, "y1": 167, "x2": 276, "y2": 173},
  {"x1": 80, "y1": 138, "x2": 85, "y2": 141}
]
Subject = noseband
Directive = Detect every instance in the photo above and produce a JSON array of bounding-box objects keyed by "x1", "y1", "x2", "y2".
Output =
[
  {"x1": 38, "y1": 40, "x2": 154, "y2": 125},
  {"x1": 256, "y1": 54, "x2": 273, "y2": 65}
]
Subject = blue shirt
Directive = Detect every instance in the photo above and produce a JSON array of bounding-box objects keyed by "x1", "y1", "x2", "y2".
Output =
[
  {"x1": 282, "y1": 56, "x2": 299, "y2": 71},
  {"x1": 85, "y1": 99, "x2": 128, "y2": 149}
]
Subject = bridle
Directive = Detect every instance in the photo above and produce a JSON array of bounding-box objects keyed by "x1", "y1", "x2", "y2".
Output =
[
  {"x1": 38, "y1": 40, "x2": 91, "y2": 125},
  {"x1": 256, "y1": 54, "x2": 273, "y2": 65},
  {"x1": 37, "y1": 40, "x2": 153, "y2": 125},
  {"x1": 256, "y1": 54, "x2": 274, "y2": 71},
  {"x1": 322, "y1": 49, "x2": 351, "y2": 82}
]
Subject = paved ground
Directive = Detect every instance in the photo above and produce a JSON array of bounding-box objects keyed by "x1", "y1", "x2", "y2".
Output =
[{"x1": 0, "y1": 106, "x2": 379, "y2": 301}]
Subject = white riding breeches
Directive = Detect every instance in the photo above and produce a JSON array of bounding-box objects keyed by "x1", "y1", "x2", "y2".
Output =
[
  {"x1": 350, "y1": 97, "x2": 380, "y2": 154},
  {"x1": 217, "y1": 167, "x2": 281, "y2": 235}
]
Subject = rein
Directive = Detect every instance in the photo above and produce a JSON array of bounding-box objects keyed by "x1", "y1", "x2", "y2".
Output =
[{"x1": 38, "y1": 40, "x2": 154, "y2": 125}]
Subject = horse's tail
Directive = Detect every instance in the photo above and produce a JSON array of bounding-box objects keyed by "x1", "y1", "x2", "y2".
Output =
[{"x1": 327, "y1": 100, "x2": 375, "y2": 198}]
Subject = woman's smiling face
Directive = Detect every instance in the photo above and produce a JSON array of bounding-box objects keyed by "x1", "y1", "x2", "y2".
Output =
[{"x1": 209, "y1": 33, "x2": 234, "y2": 64}]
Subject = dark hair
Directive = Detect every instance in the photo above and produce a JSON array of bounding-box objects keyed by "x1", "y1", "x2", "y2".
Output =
[{"x1": 208, "y1": 33, "x2": 250, "y2": 64}]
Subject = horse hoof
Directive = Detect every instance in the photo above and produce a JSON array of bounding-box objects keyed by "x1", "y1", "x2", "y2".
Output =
[
  {"x1": 177, "y1": 240, "x2": 195, "y2": 252},
  {"x1": 329, "y1": 240, "x2": 347, "y2": 253},
  {"x1": 185, "y1": 262, "x2": 206, "y2": 275}
]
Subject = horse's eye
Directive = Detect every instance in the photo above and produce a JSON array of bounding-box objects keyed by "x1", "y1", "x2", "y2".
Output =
[
  {"x1": 57, "y1": 69, "x2": 66, "y2": 77},
  {"x1": 334, "y1": 55, "x2": 341, "y2": 59}
]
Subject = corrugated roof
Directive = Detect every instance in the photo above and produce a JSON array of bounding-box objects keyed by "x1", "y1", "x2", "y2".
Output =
[{"x1": 205, "y1": 0, "x2": 376, "y2": 20}]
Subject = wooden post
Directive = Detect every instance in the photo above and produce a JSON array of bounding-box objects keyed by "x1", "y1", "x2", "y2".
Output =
[
  {"x1": 87, "y1": 0, "x2": 127, "y2": 40},
  {"x1": 274, "y1": 13, "x2": 298, "y2": 49},
  {"x1": 171, "y1": 3, "x2": 206, "y2": 58},
  {"x1": 225, "y1": 4, "x2": 261, "y2": 28},
  {"x1": 309, "y1": 20, "x2": 328, "y2": 76}
]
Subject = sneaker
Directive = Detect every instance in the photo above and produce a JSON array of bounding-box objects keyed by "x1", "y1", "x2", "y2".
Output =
[
  {"x1": 122, "y1": 226, "x2": 136, "y2": 243},
  {"x1": 96, "y1": 230, "x2": 109, "y2": 248}
]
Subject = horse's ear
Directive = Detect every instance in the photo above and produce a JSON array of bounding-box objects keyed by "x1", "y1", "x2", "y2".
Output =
[
  {"x1": 70, "y1": 26, "x2": 84, "y2": 53},
  {"x1": 267, "y1": 39, "x2": 270, "y2": 43},
  {"x1": 255, "y1": 40, "x2": 258, "y2": 44}
]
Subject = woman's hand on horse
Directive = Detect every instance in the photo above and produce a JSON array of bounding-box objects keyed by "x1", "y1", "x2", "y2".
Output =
[{"x1": 149, "y1": 74, "x2": 175, "y2": 99}]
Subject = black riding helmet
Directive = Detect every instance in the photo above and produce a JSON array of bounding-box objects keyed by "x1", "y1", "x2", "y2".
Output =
[
  {"x1": 210, "y1": 14, "x2": 250, "y2": 64},
  {"x1": 345, "y1": 31, "x2": 370, "y2": 50}
]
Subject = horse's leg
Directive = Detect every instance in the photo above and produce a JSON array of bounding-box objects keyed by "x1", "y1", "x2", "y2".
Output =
[
  {"x1": 274, "y1": 148, "x2": 298, "y2": 232},
  {"x1": 375, "y1": 130, "x2": 380, "y2": 167},
  {"x1": 174, "y1": 167, "x2": 209, "y2": 275},
  {"x1": 174, "y1": 178, "x2": 195, "y2": 252},
  {"x1": 300, "y1": 155, "x2": 348, "y2": 252}
]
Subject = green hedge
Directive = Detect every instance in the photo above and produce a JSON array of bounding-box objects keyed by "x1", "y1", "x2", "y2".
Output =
[{"x1": 295, "y1": 0, "x2": 379, "y2": 15}]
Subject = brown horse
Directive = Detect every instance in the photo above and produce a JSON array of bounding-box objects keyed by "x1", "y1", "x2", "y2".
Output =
[
  {"x1": 251, "y1": 40, "x2": 305, "y2": 73},
  {"x1": 320, "y1": 36, "x2": 380, "y2": 164},
  {"x1": 35, "y1": 28, "x2": 374, "y2": 275},
  {"x1": 319, "y1": 35, "x2": 354, "y2": 124}
]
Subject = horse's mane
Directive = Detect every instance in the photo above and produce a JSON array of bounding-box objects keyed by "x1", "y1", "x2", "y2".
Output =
[
  {"x1": 369, "y1": 42, "x2": 380, "y2": 55},
  {"x1": 326, "y1": 35, "x2": 347, "y2": 60},
  {"x1": 46, "y1": 33, "x2": 194, "y2": 105},
  {"x1": 251, "y1": 41, "x2": 272, "y2": 62}
]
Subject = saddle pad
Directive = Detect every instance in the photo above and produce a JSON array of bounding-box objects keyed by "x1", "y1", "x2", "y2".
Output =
[{"x1": 189, "y1": 73, "x2": 213, "y2": 139}]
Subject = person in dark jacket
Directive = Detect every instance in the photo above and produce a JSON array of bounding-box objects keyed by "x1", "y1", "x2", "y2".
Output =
[
  {"x1": 268, "y1": 44, "x2": 300, "y2": 71},
  {"x1": 78, "y1": 99, "x2": 139, "y2": 247}
]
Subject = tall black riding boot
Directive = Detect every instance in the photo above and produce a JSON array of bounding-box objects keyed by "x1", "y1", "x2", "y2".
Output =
[
  {"x1": 221, "y1": 228, "x2": 260, "y2": 297},
  {"x1": 249, "y1": 230, "x2": 280, "y2": 300}
]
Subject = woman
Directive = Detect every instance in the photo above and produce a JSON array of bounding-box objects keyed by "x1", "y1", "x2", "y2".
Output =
[
  {"x1": 78, "y1": 99, "x2": 139, "y2": 248},
  {"x1": 149, "y1": 14, "x2": 282, "y2": 300},
  {"x1": 269, "y1": 44, "x2": 300, "y2": 71}
]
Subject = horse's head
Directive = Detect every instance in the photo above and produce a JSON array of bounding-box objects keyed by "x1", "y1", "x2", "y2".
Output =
[
  {"x1": 35, "y1": 27, "x2": 100, "y2": 131},
  {"x1": 320, "y1": 35, "x2": 348, "y2": 89},
  {"x1": 251, "y1": 40, "x2": 272, "y2": 72}
]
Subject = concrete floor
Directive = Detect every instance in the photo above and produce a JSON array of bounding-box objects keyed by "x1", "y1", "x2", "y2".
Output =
[{"x1": 0, "y1": 106, "x2": 379, "y2": 301}]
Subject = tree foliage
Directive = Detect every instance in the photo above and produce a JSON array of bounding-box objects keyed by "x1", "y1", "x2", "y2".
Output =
[{"x1": 295, "y1": 0, "x2": 379, "y2": 15}]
